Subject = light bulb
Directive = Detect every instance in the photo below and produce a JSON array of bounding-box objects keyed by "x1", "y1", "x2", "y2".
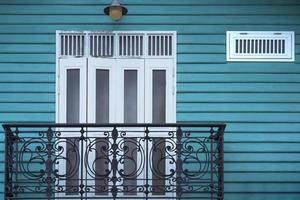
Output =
[{"x1": 109, "y1": 6, "x2": 123, "y2": 21}]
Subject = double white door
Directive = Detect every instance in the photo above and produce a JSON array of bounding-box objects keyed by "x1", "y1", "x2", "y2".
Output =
[{"x1": 57, "y1": 57, "x2": 175, "y2": 198}]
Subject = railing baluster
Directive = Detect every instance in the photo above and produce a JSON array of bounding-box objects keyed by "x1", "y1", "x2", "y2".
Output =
[
  {"x1": 145, "y1": 126, "x2": 150, "y2": 200},
  {"x1": 176, "y1": 126, "x2": 183, "y2": 199},
  {"x1": 111, "y1": 126, "x2": 118, "y2": 199},
  {"x1": 79, "y1": 127, "x2": 85, "y2": 199}
]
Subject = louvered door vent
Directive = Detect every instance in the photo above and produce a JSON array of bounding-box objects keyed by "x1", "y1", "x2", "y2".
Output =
[
  {"x1": 148, "y1": 34, "x2": 173, "y2": 56},
  {"x1": 119, "y1": 34, "x2": 144, "y2": 57},
  {"x1": 89, "y1": 33, "x2": 114, "y2": 57},
  {"x1": 227, "y1": 31, "x2": 295, "y2": 62},
  {"x1": 60, "y1": 33, "x2": 85, "y2": 57},
  {"x1": 58, "y1": 31, "x2": 175, "y2": 58}
]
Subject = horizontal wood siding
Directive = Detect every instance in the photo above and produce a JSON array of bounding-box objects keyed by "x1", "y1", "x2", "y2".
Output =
[{"x1": 0, "y1": 0, "x2": 299, "y2": 199}]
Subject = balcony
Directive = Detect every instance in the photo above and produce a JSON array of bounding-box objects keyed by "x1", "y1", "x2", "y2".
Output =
[{"x1": 3, "y1": 123, "x2": 225, "y2": 200}]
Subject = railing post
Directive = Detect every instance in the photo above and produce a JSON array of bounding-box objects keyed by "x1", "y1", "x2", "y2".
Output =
[
  {"x1": 4, "y1": 126, "x2": 14, "y2": 200},
  {"x1": 217, "y1": 126, "x2": 225, "y2": 200},
  {"x1": 209, "y1": 127, "x2": 215, "y2": 200}
]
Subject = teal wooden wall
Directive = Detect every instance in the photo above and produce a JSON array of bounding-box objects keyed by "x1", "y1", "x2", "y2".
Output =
[{"x1": 0, "y1": 0, "x2": 300, "y2": 199}]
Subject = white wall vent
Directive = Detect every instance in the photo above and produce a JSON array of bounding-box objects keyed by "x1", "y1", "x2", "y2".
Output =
[
  {"x1": 60, "y1": 33, "x2": 85, "y2": 57},
  {"x1": 57, "y1": 31, "x2": 176, "y2": 59},
  {"x1": 226, "y1": 31, "x2": 295, "y2": 62}
]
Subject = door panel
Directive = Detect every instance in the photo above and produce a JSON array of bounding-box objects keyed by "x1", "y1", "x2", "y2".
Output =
[
  {"x1": 145, "y1": 59, "x2": 175, "y2": 123},
  {"x1": 57, "y1": 58, "x2": 87, "y2": 198},
  {"x1": 87, "y1": 58, "x2": 116, "y2": 197},
  {"x1": 88, "y1": 58, "x2": 116, "y2": 124},
  {"x1": 145, "y1": 59, "x2": 176, "y2": 199},
  {"x1": 115, "y1": 59, "x2": 145, "y2": 197}
]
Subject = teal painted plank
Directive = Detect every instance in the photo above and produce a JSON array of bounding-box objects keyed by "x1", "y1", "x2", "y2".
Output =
[
  {"x1": 178, "y1": 44, "x2": 225, "y2": 53},
  {"x1": 0, "y1": 44, "x2": 54, "y2": 53},
  {"x1": 224, "y1": 133, "x2": 300, "y2": 142},
  {"x1": 224, "y1": 194, "x2": 300, "y2": 200},
  {"x1": 177, "y1": 83, "x2": 300, "y2": 92},
  {"x1": 0, "y1": 34, "x2": 54, "y2": 44},
  {"x1": 224, "y1": 173, "x2": 300, "y2": 182},
  {"x1": 2, "y1": 0, "x2": 300, "y2": 5},
  {"x1": 0, "y1": 83, "x2": 54, "y2": 92},
  {"x1": 0, "y1": 113, "x2": 55, "y2": 122},
  {"x1": 1, "y1": 24, "x2": 300, "y2": 34},
  {"x1": 0, "y1": 103, "x2": 54, "y2": 112},
  {"x1": 223, "y1": 123, "x2": 300, "y2": 133},
  {"x1": 178, "y1": 54, "x2": 225, "y2": 63},
  {"x1": 0, "y1": 54, "x2": 54, "y2": 63},
  {"x1": 224, "y1": 143, "x2": 300, "y2": 152},
  {"x1": 178, "y1": 74, "x2": 300, "y2": 83},
  {"x1": 0, "y1": 73, "x2": 54, "y2": 83},
  {"x1": 177, "y1": 103, "x2": 300, "y2": 112},
  {"x1": 177, "y1": 93, "x2": 300, "y2": 103},
  {"x1": 1, "y1": 5, "x2": 300, "y2": 15},
  {"x1": 178, "y1": 35, "x2": 225, "y2": 44},
  {"x1": 177, "y1": 63, "x2": 300, "y2": 73},
  {"x1": 225, "y1": 183, "x2": 300, "y2": 192},
  {"x1": 225, "y1": 153, "x2": 300, "y2": 162},
  {"x1": 3, "y1": 15, "x2": 300, "y2": 25},
  {"x1": 224, "y1": 134, "x2": 300, "y2": 142},
  {"x1": 177, "y1": 113, "x2": 300, "y2": 123},
  {"x1": 0, "y1": 93, "x2": 54, "y2": 103},
  {"x1": 178, "y1": 34, "x2": 300, "y2": 44},
  {"x1": 224, "y1": 163, "x2": 300, "y2": 171},
  {"x1": 0, "y1": 63, "x2": 54, "y2": 73}
]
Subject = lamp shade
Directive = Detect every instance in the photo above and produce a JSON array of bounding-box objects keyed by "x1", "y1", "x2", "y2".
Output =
[{"x1": 104, "y1": 0, "x2": 128, "y2": 21}]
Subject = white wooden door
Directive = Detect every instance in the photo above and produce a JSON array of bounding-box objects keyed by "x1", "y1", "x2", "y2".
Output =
[
  {"x1": 56, "y1": 58, "x2": 87, "y2": 199},
  {"x1": 56, "y1": 31, "x2": 176, "y2": 199}
]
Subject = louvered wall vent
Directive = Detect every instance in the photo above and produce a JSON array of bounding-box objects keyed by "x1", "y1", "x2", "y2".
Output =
[
  {"x1": 60, "y1": 33, "x2": 85, "y2": 57},
  {"x1": 57, "y1": 31, "x2": 175, "y2": 58},
  {"x1": 226, "y1": 31, "x2": 295, "y2": 62}
]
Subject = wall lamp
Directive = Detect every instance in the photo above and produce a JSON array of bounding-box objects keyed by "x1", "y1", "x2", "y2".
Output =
[{"x1": 104, "y1": 0, "x2": 128, "y2": 21}]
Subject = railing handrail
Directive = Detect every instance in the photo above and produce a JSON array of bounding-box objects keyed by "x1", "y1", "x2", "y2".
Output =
[{"x1": 3, "y1": 122, "x2": 226, "y2": 129}]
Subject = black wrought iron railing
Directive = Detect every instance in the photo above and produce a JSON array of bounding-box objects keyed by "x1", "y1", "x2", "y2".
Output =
[{"x1": 3, "y1": 123, "x2": 225, "y2": 200}]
